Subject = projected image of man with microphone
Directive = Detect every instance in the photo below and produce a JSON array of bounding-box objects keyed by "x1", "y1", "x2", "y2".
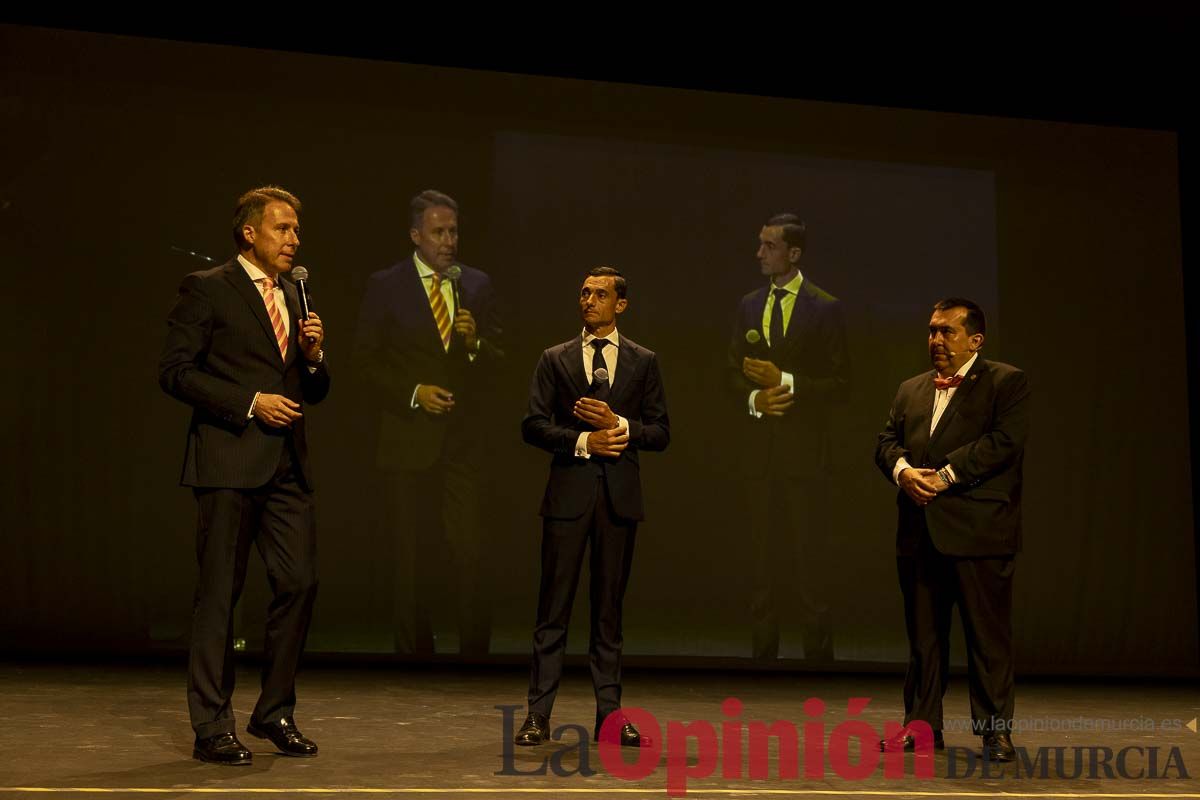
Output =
[
  {"x1": 727, "y1": 213, "x2": 850, "y2": 662},
  {"x1": 354, "y1": 189, "x2": 503, "y2": 656}
]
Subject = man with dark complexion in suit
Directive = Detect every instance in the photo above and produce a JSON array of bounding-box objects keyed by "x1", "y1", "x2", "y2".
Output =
[
  {"x1": 875, "y1": 299, "x2": 1029, "y2": 762},
  {"x1": 354, "y1": 190, "x2": 502, "y2": 656},
  {"x1": 514, "y1": 267, "x2": 670, "y2": 749},
  {"x1": 159, "y1": 187, "x2": 329, "y2": 764}
]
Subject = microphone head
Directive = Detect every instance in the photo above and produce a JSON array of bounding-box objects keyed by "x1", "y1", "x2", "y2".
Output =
[
  {"x1": 445, "y1": 264, "x2": 463, "y2": 282},
  {"x1": 594, "y1": 367, "x2": 610, "y2": 383},
  {"x1": 745, "y1": 329, "x2": 762, "y2": 344},
  {"x1": 292, "y1": 266, "x2": 309, "y2": 281}
]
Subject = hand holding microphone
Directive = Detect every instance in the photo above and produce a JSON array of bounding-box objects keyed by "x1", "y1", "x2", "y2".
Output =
[
  {"x1": 292, "y1": 266, "x2": 325, "y2": 360},
  {"x1": 444, "y1": 265, "x2": 480, "y2": 351}
]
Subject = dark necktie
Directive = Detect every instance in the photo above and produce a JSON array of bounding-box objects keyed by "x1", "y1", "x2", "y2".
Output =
[
  {"x1": 590, "y1": 339, "x2": 610, "y2": 400},
  {"x1": 769, "y1": 288, "x2": 788, "y2": 349}
]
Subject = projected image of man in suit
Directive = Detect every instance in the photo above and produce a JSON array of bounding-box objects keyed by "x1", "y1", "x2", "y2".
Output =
[
  {"x1": 354, "y1": 190, "x2": 503, "y2": 656},
  {"x1": 159, "y1": 186, "x2": 329, "y2": 764},
  {"x1": 513, "y1": 267, "x2": 670, "y2": 749},
  {"x1": 727, "y1": 213, "x2": 850, "y2": 662}
]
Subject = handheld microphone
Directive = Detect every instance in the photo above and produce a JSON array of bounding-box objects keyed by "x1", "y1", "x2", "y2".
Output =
[
  {"x1": 445, "y1": 264, "x2": 463, "y2": 313},
  {"x1": 745, "y1": 328, "x2": 767, "y2": 358},
  {"x1": 292, "y1": 266, "x2": 315, "y2": 342},
  {"x1": 292, "y1": 267, "x2": 311, "y2": 319}
]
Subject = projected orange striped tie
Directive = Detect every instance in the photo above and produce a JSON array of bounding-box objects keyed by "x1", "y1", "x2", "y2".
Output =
[
  {"x1": 260, "y1": 277, "x2": 288, "y2": 359},
  {"x1": 429, "y1": 273, "x2": 452, "y2": 350}
]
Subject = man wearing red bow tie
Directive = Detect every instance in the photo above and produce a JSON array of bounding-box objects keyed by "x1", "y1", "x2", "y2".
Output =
[{"x1": 874, "y1": 298, "x2": 1030, "y2": 763}]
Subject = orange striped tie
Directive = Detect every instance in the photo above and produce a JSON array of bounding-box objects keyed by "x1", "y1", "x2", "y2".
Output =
[
  {"x1": 429, "y1": 273, "x2": 452, "y2": 350},
  {"x1": 260, "y1": 277, "x2": 288, "y2": 359}
]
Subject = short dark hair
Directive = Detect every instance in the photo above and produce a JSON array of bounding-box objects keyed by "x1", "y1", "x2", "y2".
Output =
[
  {"x1": 587, "y1": 265, "x2": 627, "y2": 299},
  {"x1": 410, "y1": 189, "x2": 459, "y2": 229},
  {"x1": 232, "y1": 186, "x2": 301, "y2": 248},
  {"x1": 765, "y1": 212, "x2": 807, "y2": 252},
  {"x1": 933, "y1": 297, "x2": 987, "y2": 335}
]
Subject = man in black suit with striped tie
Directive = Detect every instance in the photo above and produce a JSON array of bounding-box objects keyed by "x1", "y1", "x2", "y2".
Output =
[
  {"x1": 159, "y1": 186, "x2": 329, "y2": 765},
  {"x1": 727, "y1": 213, "x2": 850, "y2": 662}
]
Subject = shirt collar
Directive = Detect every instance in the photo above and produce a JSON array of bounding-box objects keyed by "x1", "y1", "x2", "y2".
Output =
[
  {"x1": 238, "y1": 254, "x2": 274, "y2": 285},
  {"x1": 771, "y1": 270, "x2": 805, "y2": 296},
  {"x1": 952, "y1": 352, "x2": 979, "y2": 380},
  {"x1": 414, "y1": 250, "x2": 450, "y2": 280},
  {"x1": 582, "y1": 328, "x2": 620, "y2": 349}
]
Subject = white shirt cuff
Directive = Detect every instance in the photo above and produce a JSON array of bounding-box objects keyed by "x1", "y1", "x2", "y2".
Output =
[
  {"x1": 410, "y1": 385, "x2": 421, "y2": 410},
  {"x1": 248, "y1": 391, "x2": 260, "y2": 420},
  {"x1": 748, "y1": 390, "x2": 762, "y2": 418},
  {"x1": 893, "y1": 456, "x2": 913, "y2": 486},
  {"x1": 781, "y1": 371, "x2": 795, "y2": 392},
  {"x1": 577, "y1": 416, "x2": 626, "y2": 459},
  {"x1": 943, "y1": 464, "x2": 958, "y2": 484}
]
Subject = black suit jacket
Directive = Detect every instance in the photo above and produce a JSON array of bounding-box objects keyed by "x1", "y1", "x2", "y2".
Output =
[
  {"x1": 354, "y1": 257, "x2": 503, "y2": 471},
  {"x1": 875, "y1": 357, "x2": 1031, "y2": 557},
  {"x1": 726, "y1": 279, "x2": 850, "y2": 477},
  {"x1": 159, "y1": 259, "x2": 331, "y2": 490},
  {"x1": 521, "y1": 334, "x2": 670, "y2": 522}
]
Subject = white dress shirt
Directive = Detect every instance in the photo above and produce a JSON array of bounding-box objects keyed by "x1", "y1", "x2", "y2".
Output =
[
  {"x1": 409, "y1": 251, "x2": 480, "y2": 409},
  {"x1": 892, "y1": 352, "x2": 979, "y2": 486},
  {"x1": 240, "y1": 255, "x2": 289, "y2": 419},
  {"x1": 748, "y1": 271, "x2": 802, "y2": 418},
  {"x1": 574, "y1": 328, "x2": 630, "y2": 460}
]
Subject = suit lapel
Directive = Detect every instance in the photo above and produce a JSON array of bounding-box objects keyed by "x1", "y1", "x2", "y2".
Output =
[
  {"x1": 281, "y1": 280, "x2": 303, "y2": 367},
  {"x1": 608, "y1": 339, "x2": 638, "y2": 406},
  {"x1": 559, "y1": 336, "x2": 590, "y2": 398},
  {"x1": 226, "y1": 261, "x2": 286, "y2": 365},
  {"x1": 747, "y1": 286, "x2": 770, "y2": 342},
  {"x1": 927, "y1": 358, "x2": 986, "y2": 451},
  {"x1": 907, "y1": 372, "x2": 936, "y2": 463},
  {"x1": 400, "y1": 259, "x2": 447, "y2": 353},
  {"x1": 777, "y1": 283, "x2": 816, "y2": 354}
]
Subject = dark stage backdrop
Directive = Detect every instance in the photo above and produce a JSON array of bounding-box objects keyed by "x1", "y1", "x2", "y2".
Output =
[{"x1": 1, "y1": 25, "x2": 1193, "y2": 676}]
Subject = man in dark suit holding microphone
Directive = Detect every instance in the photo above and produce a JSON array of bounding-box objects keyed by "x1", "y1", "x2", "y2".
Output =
[
  {"x1": 354, "y1": 189, "x2": 502, "y2": 655},
  {"x1": 875, "y1": 298, "x2": 1029, "y2": 761},
  {"x1": 159, "y1": 186, "x2": 329, "y2": 764},
  {"x1": 513, "y1": 266, "x2": 670, "y2": 748}
]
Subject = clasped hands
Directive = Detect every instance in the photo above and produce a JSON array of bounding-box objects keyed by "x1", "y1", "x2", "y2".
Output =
[
  {"x1": 898, "y1": 468, "x2": 951, "y2": 507},
  {"x1": 574, "y1": 397, "x2": 626, "y2": 457},
  {"x1": 744, "y1": 357, "x2": 792, "y2": 417}
]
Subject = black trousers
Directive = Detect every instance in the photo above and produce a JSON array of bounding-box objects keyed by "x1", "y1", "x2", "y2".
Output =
[
  {"x1": 389, "y1": 455, "x2": 488, "y2": 656},
  {"x1": 187, "y1": 444, "x2": 318, "y2": 739},
  {"x1": 747, "y1": 471, "x2": 832, "y2": 659},
  {"x1": 897, "y1": 533, "x2": 1015, "y2": 733},
  {"x1": 527, "y1": 475, "x2": 637, "y2": 719}
]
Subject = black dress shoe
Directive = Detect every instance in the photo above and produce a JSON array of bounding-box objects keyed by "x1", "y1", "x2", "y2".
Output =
[
  {"x1": 982, "y1": 731, "x2": 1016, "y2": 762},
  {"x1": 193, "y1": 732, "x2": 253, "y2": 765},
  {"x1": 879, "y1": 726, "x2": 945, "y2": 752},
  {"x1": 514, "y1": 712, "x2": 550, "y2": 746},
  {"x1": 246, "y1": 717, "x2": 318, "y2": 757},
  {"x1": 595, "y1": 714, "x2": 653, "y2": 748}
]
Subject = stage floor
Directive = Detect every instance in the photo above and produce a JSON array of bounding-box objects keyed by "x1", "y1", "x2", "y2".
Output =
[{"x1": 1, "y1": 662, "x2": 1197, "y2": 798}]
